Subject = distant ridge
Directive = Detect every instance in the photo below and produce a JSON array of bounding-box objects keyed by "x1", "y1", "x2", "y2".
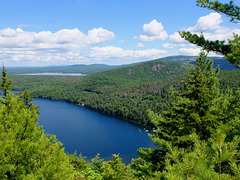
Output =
[
  {"x1": 7, "y1": 64, "x2": 126, "y2": 75},
  {"x1": 10, "y1": 57, "x2": 240, "y2": 125},
  {"x1": 6, "y1": 56, "x2": 237, "y2": 75},
  {"x1": 153, "y1": 56, "x2": 237, "y2": 70}
]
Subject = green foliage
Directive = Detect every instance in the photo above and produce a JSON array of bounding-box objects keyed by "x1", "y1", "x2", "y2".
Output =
[
  {"x1": 131, "y1": 148, "x2": 165, "y2": 179},
  {"x1": 165, "y1": 131, "x2": 240, "y2": 179},
  {"x1": 180, "y1": 0, "x2": 240, "y2": 68},
  {"x1": 19, "y1": 89, "x2": 34, "y2": 109},
  {"x1": 226, "y1": 33, "x2": 240, "y2": 67},
  {"x1": 69, "y1": 153, "x2": 137, "y2": 180},
  {"x1": 132, "y1": 53, "x2": 240, "y2": 179},
  {"x1": 0, "y1": 69, "x2": 74, "y2": 179},
  {"x1": 9, "y1": 57, "x2": 239, "y2": 126},
  {"x1": 100, "y1": 154, "x2": 136, "y2": 180},
  {"x1": 150, "y1": 53, "x2": 226, "y2": 149},
  {"x1": 1, "y1": 65, "x2": 12, "y2": 97},
  {"x1": 179, "y1": 31, "x2": 231, "y2": 56},
  {"x1": 2, "y1": 55, "x2": 239, "y2": 179},
  {"x1": 197, "y1": 0, "x2": 240, "y2": 22},
  {"x1": 10, "y1": 60, "x2": 192, "y2": 125}
]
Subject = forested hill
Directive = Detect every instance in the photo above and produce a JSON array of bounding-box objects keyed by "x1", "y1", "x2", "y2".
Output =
[
  {"x1": 6, "y1": 64, "x2": 128, "y2": 75},
  {"x1": 10, "y1": 60, "x2": 193, "y2": 124},
  {"x1": 82, "y1": 60, "x2": 194, "y2": 84},
  {"x1": 6, "y1": 56, "x2": 236, "y2": 76},
  {"x1": 153, "y1": 56, "x2": 237, "y2": 70},
  {"x1": 10, "y1": 56, "x2": 240, "y2": 126}
]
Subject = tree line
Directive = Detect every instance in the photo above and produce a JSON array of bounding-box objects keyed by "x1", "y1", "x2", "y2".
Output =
[{"x1": 1, "y1": 0, "x2": 240, "y2": 179}]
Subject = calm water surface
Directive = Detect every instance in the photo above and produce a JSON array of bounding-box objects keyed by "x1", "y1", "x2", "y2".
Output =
[{"x1": 34, "y1": 98, "x2": 155, "y2": 163}]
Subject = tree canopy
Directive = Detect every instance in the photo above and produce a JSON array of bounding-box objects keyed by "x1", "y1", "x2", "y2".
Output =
[
  {"x1": 133, "y1": 52, "x2": 240, "y2": 179},
  {"x1": 0, "y1": 67, "x2": 74, "y2": 179}
]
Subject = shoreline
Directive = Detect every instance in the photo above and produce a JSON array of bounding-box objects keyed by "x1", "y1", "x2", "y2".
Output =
[{"x1": 32, "y1": 95, "x2": 154, "y2": 131}]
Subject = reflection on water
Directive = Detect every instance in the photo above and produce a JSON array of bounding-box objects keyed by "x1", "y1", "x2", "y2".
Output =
[{"x1": 34, "y1": 98, "x2": 155, "y2": 163}]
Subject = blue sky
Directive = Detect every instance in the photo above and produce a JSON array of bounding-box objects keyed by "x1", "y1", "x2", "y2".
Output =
[{"x1": 0, "y1": 0, "x2": 239, "y2": 67}]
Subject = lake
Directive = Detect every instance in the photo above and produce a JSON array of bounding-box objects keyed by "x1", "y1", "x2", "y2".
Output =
[
  {"x1": 20, "y1": 72, "x2": 86, "y2": 76},
  {"x1": 34, "y1": 98, "x2": 155, "y2": 163}
]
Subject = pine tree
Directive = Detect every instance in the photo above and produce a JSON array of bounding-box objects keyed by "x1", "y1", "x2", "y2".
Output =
[
  {"x1": 0, "y1": 67, "x2": 74, "y2": 179},
  {"x1": 20, "y1": 89, "x2": 35, "y2": 110},
  {"x1": 165, "y1": 130, "x2": 240, "y2": 179},
  {"x1": 1, "y1": 65, "x2": 12, "y2": 97},
  {"x1": 132, "y1": 53, "x2": 240, "y2": 178},
  {"x1": 150, "y1": 52, "x2": 227, "y2": 150}
]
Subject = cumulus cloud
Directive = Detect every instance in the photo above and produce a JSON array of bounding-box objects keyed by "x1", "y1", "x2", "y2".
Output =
[
  {"x1": 188, "y1": 13, "x2": 222, "y2": 33},
  {"x1": 0, "y1": 27, "x2": 116, "y2": 66},
  {"x1": 0, "y1": 27, "x2": 169, "y2": 66},
  {"x1": 138, "y1": 19, "x2": 168, "y2": 42},
  {"x1": 162, "y1": 12, "x2": 240, "y2": 57},
  {"x1": 90, "y1": 46, "x2": 168, "y2": 63},
  {"x1": 87, "y1": 28, "x2": 115, "y2": 45},
  {"x1": 169, "y1": 32, "x2": 186, "y2": 44},
  {"x1": 0, "y1": 27, "x2": 115, "y2": 49},
  {"x1": 162, "y1": 32, "x2": 190, "y2": 49},
  {"x1": 179, "y1": 47, "x2": 220, "y2": 57},
  {"x1": 179, "y1": 48, "x2": 201, "y2": 56},
  {"x1": 203, "y1": 26, "x2": 240, "y2": 41}
]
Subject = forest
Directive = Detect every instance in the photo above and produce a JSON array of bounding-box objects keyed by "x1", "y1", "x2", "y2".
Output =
[
  {"x1": 1, "y1": 0, "x2": 240, "y2": 179},
  {"x1": 2, "y1": 53, "x2": 240, "y2": 179},
  {"x1": 9, "y1": 59, "x2": 240, "y2": 126}
]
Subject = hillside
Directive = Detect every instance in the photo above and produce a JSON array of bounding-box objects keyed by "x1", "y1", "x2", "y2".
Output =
[
  {"x1": 6, "y1": 55, "x2": 237, "y2": 76},
  {"x1": 10, "y1": 60, "x2": 192, "y2": 124},
  {"x1": 153, "y1": 56, "x2": 237, "y2": 70},
  {"x1": 6, "y1": 64, "x2": 128, "y2": 75},
  {"x1": 9, "y1": 59, "x2": 239, "y2": 125}
]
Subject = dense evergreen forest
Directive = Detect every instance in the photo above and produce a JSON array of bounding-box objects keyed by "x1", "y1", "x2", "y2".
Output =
[
  {"x1": 10, "y1": 60, "x2": 193, "y2": 125},
  {"x1": 1, "y1": 0, "x2": 240, "y2": 179},
  {"x1": 2, "y1": 52, "x2": 240, "y2": 179},
  {"x1": 10, "y1": 58, "x2": 240, "y2": 126}
]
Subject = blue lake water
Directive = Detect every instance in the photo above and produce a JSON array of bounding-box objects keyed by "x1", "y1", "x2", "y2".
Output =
[{"x1": 34, "y1": 98, "x2": 155, "y2": 163}]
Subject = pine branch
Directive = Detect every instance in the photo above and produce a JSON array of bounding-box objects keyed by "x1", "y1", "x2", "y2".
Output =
[
  {"x1": 179, "y1": 31, "x2": 231, "y2": 55},
  {"x1": 197, "y1": 0, "x2": 240, "y2": 22}
]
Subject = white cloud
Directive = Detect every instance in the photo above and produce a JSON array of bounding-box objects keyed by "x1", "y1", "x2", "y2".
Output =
[
  {"x1": 179, "y1": 47, "x2": 221, "y2": 57},
  {"x1": 137, "y1": 43, "x2": 144, "y2": 48},
  {"x1": 163, "y1": 13, "x2": 224, "y2": 51},
  {"x1": 162, "y1": 42, "x2": 187, "y2": 49},
  {"x1": 87, "y1": 27, "x2": 115, "y2": 44},
  {"x1": 179, "y1": 48, "x2": 201, "y2": 56},
  {"x1": 203, "y1": 26, "x2": 240, "y2": 41},
  {"x1": 0, "y1": 27, "x2": 169, "y2": 66},
  {"x1": 0, "y1": 28, "x2": 18, "y2": 37},
  {"x1": 188, "y1": 13, "x2": 222, "y2": 32},
  {"x1": 0, "y1": 27, "x2": 116, "y2": 66},
  {"x1": 169, "y1": 32, "x2": 186, "y2": 44},
  {"x1": 162, "y1": 12, "x2": 240, "y2": 56},
  {"x1": 90, "y1": 46, "x2": 168, "y2": 63},
  {"x1": 162, "y1": 32, "x2": 190, "y2": 49},
  {"x1": 119, "y1": 40, "x2": 127, "y2": 43},
  {"x1": 0, "y1": 27, "x2": 115, "y2": 49},
  {"x1": 138, "y1": 19, "x2": 168, "y2": 42}
]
